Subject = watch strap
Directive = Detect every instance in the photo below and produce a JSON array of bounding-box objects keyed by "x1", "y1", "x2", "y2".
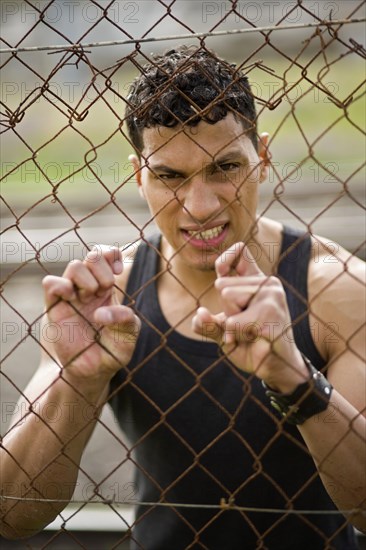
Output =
[{"x1": 262, "y1": 355, "x2": 333, "y2": 425}]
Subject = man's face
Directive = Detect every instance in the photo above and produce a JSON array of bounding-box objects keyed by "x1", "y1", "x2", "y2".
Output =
[{"x1": 134, "y1": 113, "x2": 268, "y2": 271}]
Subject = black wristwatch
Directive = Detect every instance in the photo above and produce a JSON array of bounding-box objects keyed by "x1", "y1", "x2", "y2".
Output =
[{"x1": 262, "y1": 355, "x2": 333, "y2": 425}]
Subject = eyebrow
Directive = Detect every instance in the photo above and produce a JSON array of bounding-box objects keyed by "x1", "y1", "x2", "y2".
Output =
[
  {"x1": 213, "y1": 149, "x2": 248, "y2": 164},
  {"x1": 148, "y1": 164, "x2": 182, "y2": 175},
  {"x1": 149, "y1": 149, "x2": 248, "y2": 176}
]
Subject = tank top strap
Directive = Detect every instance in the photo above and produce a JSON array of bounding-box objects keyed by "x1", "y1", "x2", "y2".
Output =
[{"x1": 277, "y1": 226, "x2": 326, "y2": 369}]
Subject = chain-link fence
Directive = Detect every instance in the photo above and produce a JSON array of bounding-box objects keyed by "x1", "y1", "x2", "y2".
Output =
[{"x1": 1, "y1": 1, "x2": 365, "y2": 549}]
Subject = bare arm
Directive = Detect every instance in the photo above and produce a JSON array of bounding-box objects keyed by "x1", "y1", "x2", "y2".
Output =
[
  {"x1": 298, "y1": 382, "x2": 365, "y2": 531},
  {"x1": 0, "y1": 364, "x2": 110, "y2": 538},
  {"x1": 0, "y1": 246, "x2": 139, "y2": 538},
  {"x1": 298, "y1": 244, "x2": 366, "y2": 531}
]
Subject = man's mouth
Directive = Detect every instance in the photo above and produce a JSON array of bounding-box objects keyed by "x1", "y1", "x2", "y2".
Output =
[
  {"x1": 186, "y1": 224, "x2": 226, "y2": 241},
  {"x1": 182, "y1": 223, "x2": 229, "y2": 248}
]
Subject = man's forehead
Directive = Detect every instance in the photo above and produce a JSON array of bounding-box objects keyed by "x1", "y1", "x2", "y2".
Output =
[{"x1": 140, "y1": 115, "x2": 254, "y2": 161}]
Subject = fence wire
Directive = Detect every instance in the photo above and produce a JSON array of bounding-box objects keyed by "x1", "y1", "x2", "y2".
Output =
[{"x1": 1, "y1": 1, "x2": 366, "y2": 549}]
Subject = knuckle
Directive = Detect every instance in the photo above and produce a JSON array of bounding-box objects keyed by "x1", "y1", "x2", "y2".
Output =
[
  {"x1": 98, "y1": 244, "x2": 121, "y2": 262},
  {"x1": 66, "y1": 259, "x2": 83, "y2": 275},
  {"x1": 262, "y1": 278, "x2": 283, "y2": 298},
  {"x1": 272, "y1": 285, "x2": 286, "y2": 303},
  {"x1": 221, "y1": 286, "x2": 234, "y2": 299},
  {"x1": 70, "y1": 258, "x2": 83, "y2": 267},
  {"x1": 98, "y1": 276, "x2": 115, "y2": 290},
  {"x1": 88, "y1": 279, "x2": 99, "y2": 293},
  {"x1": 225, "y1": 317, "x2": 237, "y2": 330},
  {"x1": 85, "y1": 249, "x2": 101, "y2": 264},
  {"x1": 42, "y1": 275, "x2": 64, "y2": 292},
  {"x1": 268, "y1": 275, "x2": 282, "y2": 289},
  {"x1": 79, "y1": 279, "x2": 98, "y2": 296},
  {"x1": 42, "y1": 274, "x2": 53, "y2": 287},
  {"x1": 264, "y1": 298, "x2": 282, "y2": 317}
]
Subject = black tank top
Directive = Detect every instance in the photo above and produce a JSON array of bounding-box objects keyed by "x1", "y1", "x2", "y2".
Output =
[{"x1": 109, "y1": 227, "x2": 357, "y2": 550}]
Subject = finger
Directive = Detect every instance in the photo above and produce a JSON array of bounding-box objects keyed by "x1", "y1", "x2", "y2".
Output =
[
  {"x1": 192, "y1": 307, "x2": 225, "y2": 344},
  {"x1": 218, "y1": 285, "x2": 260, "y2": 317},
  {"x1": 42, "y1": 275, "x2": 76, "y2": 308},
  {"x1": 85, "y1": 245, "x2": 123, "y2": 276},
  {"x1": 94, "y1": 305, "x2": 141, "y2": 338},
  {"x1": 224, "y1": 309, "x2": 262, "y2": 344},
  {"x1": 215, "y1": 242, "x2": 262, "y2": 278},
  {"x1": 215, "y1": 275, "x2": 267, "y2": 290},
  {"x1": 63, "y1": 260, "x2": 101, "y2": 303},
  {"x1": 83, "y1": 249, "x2": 117, "y2": 295},
  {"x1": 193, "y1": 308, "x2": 241, "y2": 347}
]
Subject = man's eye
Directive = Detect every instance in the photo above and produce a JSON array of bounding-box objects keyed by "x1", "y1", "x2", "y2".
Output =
[
  {"x1": 158, "y1": 173, "x2": 180, "y2": 180},
  {"x1": 218, "y1": 163, "x2": 240, "y2": 172}
]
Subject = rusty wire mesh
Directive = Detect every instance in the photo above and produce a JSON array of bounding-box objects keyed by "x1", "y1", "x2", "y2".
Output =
[{"x1": 1, "y1": 1, "x2": 366, "y2": 549}]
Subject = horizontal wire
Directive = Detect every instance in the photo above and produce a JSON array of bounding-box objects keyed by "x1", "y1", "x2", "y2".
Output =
[
  {"x1": 0, "y1": 18, "x2": 365, "y2": 54},
  {"x1": 1, "y1": 494, "x2": 365, "y2": 516}
]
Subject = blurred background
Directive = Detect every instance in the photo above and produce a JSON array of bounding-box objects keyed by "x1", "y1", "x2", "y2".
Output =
[{"x1": 1, "y1": 0, "x2": 365, "y2": 547}]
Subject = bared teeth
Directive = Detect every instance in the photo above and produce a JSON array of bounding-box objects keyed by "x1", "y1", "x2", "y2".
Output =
[{"x1": 187, "y1": 224, "x2": 225, "y2": 240}]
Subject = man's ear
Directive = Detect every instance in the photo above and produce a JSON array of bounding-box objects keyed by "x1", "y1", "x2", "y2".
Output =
[
  {"x1": 129, "y1": 154, "x2": 145, "y2": 199},
  {"x1": 258, "y1": 132, "x2": 271, "y2": 183}
]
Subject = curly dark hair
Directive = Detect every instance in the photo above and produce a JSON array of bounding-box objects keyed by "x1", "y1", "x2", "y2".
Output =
[{"x1": 125, "y1": 45, "x2": 258, "y2": 156}]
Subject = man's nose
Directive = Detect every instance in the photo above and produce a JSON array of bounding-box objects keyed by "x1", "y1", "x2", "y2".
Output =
[{"x1": 182, "y1": 177, "x2": 221, "y2": 223}]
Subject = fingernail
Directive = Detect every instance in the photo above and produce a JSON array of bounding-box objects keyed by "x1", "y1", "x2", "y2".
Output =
[{"x1": 113, "y1": 260, "x2": 123, "y2": 274}]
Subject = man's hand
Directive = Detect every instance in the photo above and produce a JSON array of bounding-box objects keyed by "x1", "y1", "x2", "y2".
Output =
[
  {"x1": 42, "y1": 246, "x2": 140, "y2": 381},
  {"x1": 192, "y1": 242, "x2": 308, "y2": 393}
]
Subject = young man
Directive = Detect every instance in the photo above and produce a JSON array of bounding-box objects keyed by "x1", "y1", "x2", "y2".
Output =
[{"x1": 1, "y1": 46, "x2": 365, "y2": 549}]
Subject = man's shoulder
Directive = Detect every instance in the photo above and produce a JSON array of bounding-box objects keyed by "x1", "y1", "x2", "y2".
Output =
[
  {"x1": 308, "y1": 234, "x2": 365, "y2": 289},
  {"x1": 307, "y1": 234, "x2": 365, "y2": 358}
]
